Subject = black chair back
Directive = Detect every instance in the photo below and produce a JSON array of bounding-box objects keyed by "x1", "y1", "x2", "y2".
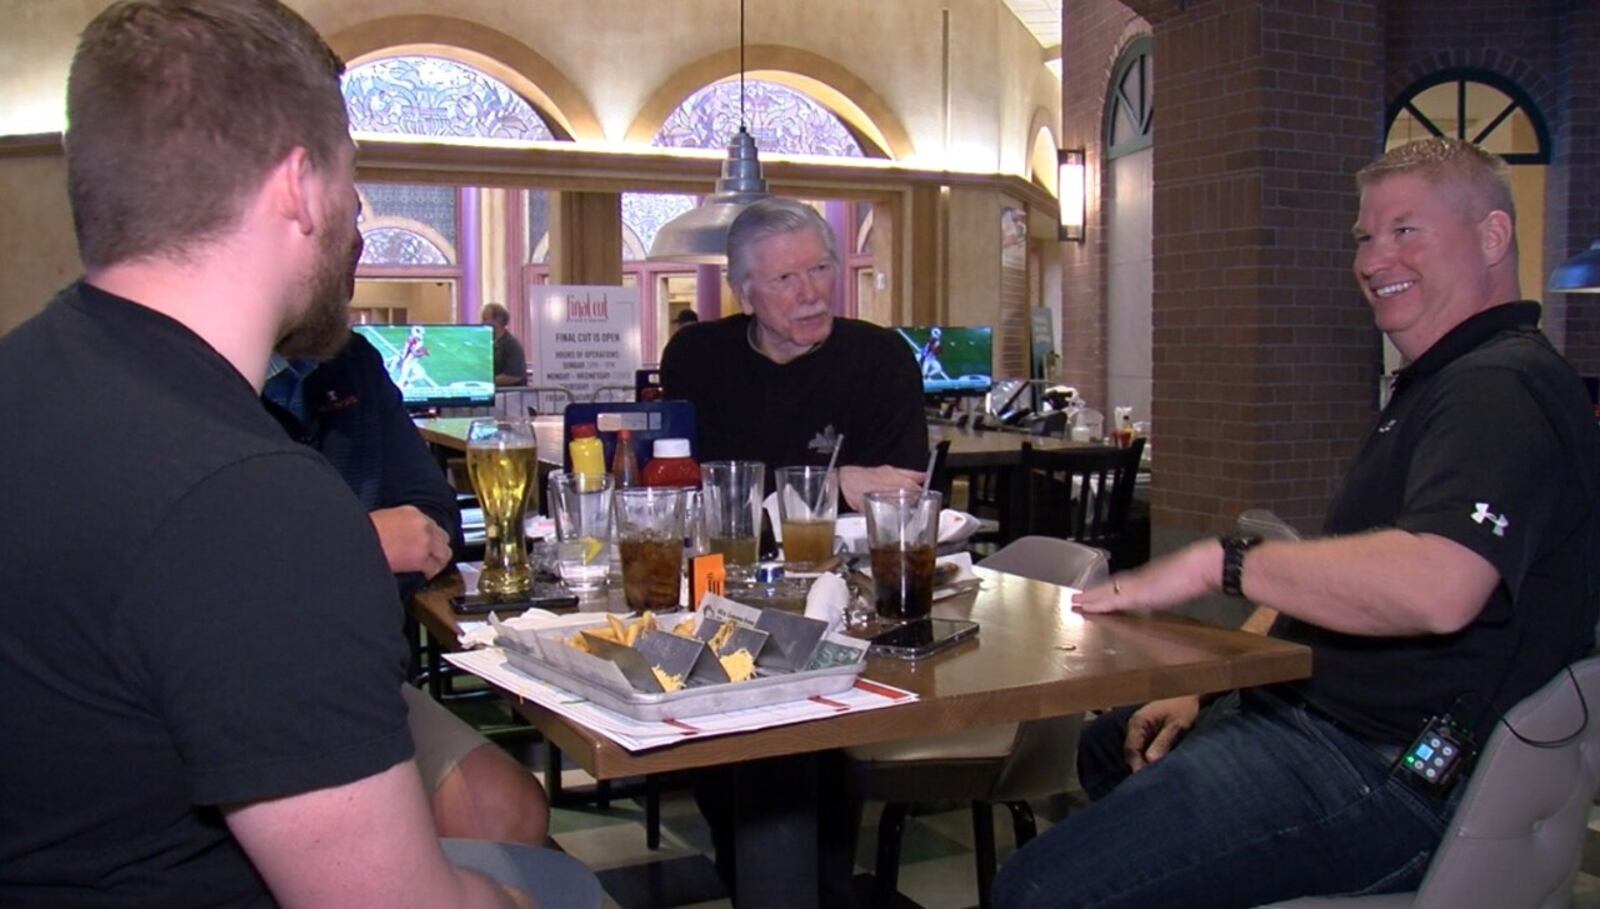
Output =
[{"x1": 1018, "y1": 438, "x2": 1145, "y2": 559}]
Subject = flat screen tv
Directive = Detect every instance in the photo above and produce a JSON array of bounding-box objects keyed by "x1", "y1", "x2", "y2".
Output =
[
  {"x1": 893, "y1": 325, "x2": 994, "y2": 396},
  {"x1": 352, "y1": 323, "x2": 496, "y2": 409}
]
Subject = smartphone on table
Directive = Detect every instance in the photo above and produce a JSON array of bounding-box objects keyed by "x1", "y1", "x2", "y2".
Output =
[{"x1": 869, "y1": 617, "x2": 979, "y2": 660}]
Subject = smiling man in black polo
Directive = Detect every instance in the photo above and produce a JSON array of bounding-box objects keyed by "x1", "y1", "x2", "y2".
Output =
[{"x1": 993, "y1": 138, "x2": 1600, "y2": 908}]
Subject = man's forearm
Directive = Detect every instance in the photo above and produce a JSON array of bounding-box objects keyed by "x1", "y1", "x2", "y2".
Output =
[{"x1": 1240, "y1": 530, "x2": 1497, "y2": 636}]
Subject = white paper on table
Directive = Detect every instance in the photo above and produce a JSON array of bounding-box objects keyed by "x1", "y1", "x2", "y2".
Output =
[{"x1": 444, "y1": 649, "x2": 918, "y2": 752}]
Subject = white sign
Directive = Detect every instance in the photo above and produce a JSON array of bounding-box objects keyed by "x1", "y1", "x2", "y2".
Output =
[{"x1": 528, "y1": 284, "x2": 642, "y2": 401}]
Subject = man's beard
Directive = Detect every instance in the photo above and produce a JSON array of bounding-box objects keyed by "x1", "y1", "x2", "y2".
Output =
[{"x1": 278, "y1": 224, "x2": 361, "y2": 361}]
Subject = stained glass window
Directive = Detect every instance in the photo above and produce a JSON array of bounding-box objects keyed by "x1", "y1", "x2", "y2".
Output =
[
  {"x1": 526, "y1": 190, "x2": 549, "y2": 264},
  {"x1": 360, "y1": 183, "x2": 457, "y2": 249},
  {"x1": 622, "y1": 193, "x2": 698, "y2": 261},
  {"x1": 359, "y1": 227, "x2": 449, "y2": 267},
  {"x1": 654, "y1": 80, "x2": 864, "y2": 157},
  {"x1": 342, "y1": 55, "x2": 555, "y2": 141}
]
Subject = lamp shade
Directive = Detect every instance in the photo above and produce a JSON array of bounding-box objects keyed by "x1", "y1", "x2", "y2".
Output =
[
  {"x1": 1057, "y1": 148, "x2": 1086, "y2": 243},
  {"x1": 1549, "y1": 240, "x2": 1600, "y2": 294},
  {"x1": 647, "y1": 127, "x2": 770, "y2": 263}
]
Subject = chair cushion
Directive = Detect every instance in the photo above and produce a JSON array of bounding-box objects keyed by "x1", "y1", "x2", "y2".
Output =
[
  {"x1": 1259, "y1": 897, "x2": 1412, "y2": 908},
  {"x1": 846, "y1": 723, "x2": 1020, "y2": 764}
]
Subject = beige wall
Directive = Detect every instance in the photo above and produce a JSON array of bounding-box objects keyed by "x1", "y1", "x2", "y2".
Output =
[
  {"x1": 1, "y1": 0, "x2": 1058, "y2": 176},
  {"x1": 0, "y1": 0, "x2": 1059, "y2": 335},
  {"x1": 0, "y1": 154, "x2": 78, "y2": 334}
]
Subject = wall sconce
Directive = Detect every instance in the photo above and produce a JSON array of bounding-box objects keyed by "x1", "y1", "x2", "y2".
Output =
[
  {"x1": 1058, "y1": 148, "x2": 1086, "y2": 243},
  {"x1": 1549, "y1": 240, "x2": 1600, "y2": 294}
]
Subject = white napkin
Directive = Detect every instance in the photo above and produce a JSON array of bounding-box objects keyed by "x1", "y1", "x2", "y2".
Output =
[
  {"x1": 455, "y1": 607, "x2": 584, "y2": 649},
  {"x1": 803, "y1": 572, "x2": 850, "y2": 637}
]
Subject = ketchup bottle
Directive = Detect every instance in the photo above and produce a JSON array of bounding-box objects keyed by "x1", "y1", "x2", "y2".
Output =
[{"x1": 642, "y1": 438, "x2": 701, "y2": 488}]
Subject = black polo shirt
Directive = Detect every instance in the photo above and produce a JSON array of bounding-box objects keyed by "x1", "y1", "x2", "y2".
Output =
[{"x1": 1274, "y1": 302, "x2": 1600, "y2": 744}]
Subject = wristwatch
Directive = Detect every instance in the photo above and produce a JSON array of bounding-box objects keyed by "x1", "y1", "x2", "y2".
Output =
[{"x1": 1220, "y1": 535, "x2": 1263, "y2": 597}]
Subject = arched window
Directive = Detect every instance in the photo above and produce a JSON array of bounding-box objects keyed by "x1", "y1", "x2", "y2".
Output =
[
  {"x1": 1385, "y1": 69, "x2": 1549, "y2": 164},
  {"x1": 621, "y1": 193, "x2": 698, "y2": 262},
  {"x1": 357, "y1": 183, "x2": 457, "y2": 267},
  {"x1": 1383, "y1": 69, "x2": 1552, "y2": 358},
  {"x1": 654, "y1": 79, "x2": 865, "y2": 158},
  {"x1": 1105, "y1": 37, "x2": 1153, "y2": 160},
  {"x1": 341, "y1": 55, "x2": 555, "y2": 141}
]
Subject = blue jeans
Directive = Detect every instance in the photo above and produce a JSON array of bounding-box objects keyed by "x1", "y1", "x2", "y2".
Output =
[{"x1": 992, "y1": 689, "x2": 1461, "y2": 908}]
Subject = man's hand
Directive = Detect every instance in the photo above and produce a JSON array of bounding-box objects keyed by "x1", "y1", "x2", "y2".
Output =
[
  {"x1": 370, "y1": 505, "x2": 452, "y2": 579},
  {"x1": 1123, "y1": 695, "x2": 1202, "y2": 772},
  {"x1": 838, "y1": 465, "x2": 926, "y2": 512},
  {"x1": 1074, "y1": 538, "x2": 1224, "y2": 615}
]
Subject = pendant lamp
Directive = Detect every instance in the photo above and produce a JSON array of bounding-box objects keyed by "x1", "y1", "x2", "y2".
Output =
[
  {"x1": 1549, "y1": 240, "x2": 1600, "y2": 294},
  {"x1": 647, "y1": 0, "x2": 769, "y2": 263}
]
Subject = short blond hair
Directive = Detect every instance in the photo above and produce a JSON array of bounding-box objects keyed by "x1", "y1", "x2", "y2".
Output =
[{"x1": 1357, "y1": 138, "x2": 1515, "y2": 226}]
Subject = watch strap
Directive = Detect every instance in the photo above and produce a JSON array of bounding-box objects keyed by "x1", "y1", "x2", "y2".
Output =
[{"x1": 1221, "y1": 535, "x2": 1263, "y2": 597}]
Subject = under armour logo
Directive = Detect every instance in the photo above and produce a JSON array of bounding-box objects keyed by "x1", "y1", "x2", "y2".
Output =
[
  {"x1": 1376, "y1": 419, "x2": 1398, "y2": 434},
  {"x1": 1470, "y1": 502, "x2": 1508, "y2": 537}
]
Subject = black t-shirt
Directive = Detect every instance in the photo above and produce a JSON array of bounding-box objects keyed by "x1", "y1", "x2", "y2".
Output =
[
  {"x1": 1275, "y1": 302, "x2": 1600, "y2": 744},
  {"x1": 0, "y1": 283, "x2": 413, "y2": 907},
  {"x1": 494, "y1": 330, "x2": 527, "y2": 381},
  {"x1": 659, "y1": 314, "x2": 929, "y2": 474}
]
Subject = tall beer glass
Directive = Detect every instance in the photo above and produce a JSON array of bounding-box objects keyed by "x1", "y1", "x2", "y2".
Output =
[{"x1": 467, "y1": 418, "x2": 537, "y2": 598}]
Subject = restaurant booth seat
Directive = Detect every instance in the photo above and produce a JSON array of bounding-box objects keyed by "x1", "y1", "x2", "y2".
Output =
[
  {"x1": 847, "y1": 537, "x2": 1109, "y2": 909},
  {"x1": 1259, "y1": 653, "x2": 1600, "y2": 909}
]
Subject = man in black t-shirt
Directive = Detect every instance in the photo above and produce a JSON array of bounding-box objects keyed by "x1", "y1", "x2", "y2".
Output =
[
  {"x1": 661, "y1": 197, "x2": 928, "y2": 509},
  {"x1": 992, "y1": 140, "x2": 1600, "y2": 908},
  {"x1": 0, "y1": 3, "x2": 595, "y2": 906}
]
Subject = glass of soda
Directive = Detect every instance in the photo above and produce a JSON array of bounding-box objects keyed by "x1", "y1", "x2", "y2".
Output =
[
  {"x1": 613, "y1": 487, "x2": 686, "y2": 613},
  {"x1": 863, "y1": 490, "x2": 942, "y2": 622}
]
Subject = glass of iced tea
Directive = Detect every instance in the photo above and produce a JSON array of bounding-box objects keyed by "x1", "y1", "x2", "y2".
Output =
[
  {"x1": 775, "y1": 465, "x2": 839, "y2": 571},
  {"x1": 613, "y1": 487, "x2": 686, "y2": 613},
  {"x1": 863, "y1": 490, "x2": 942, "y2": 622},
  {"x1": 701, "y1": 461, "x2": 766, "y2": 577},
  {"x1": 466, "y1": 418, "x2": 538, "y2": 599}
]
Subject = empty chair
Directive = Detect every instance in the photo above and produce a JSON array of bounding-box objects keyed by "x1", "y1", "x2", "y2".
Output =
[
  {"x1": 848, "y1": 537, "x2": 1109, "y2": 909},
  {"x1": 1017, "y1": 438, "x2": 1146, "y2": 568},
  {"x1": 1259, "y1": 654, "x2": 1600, "y2": 909}
]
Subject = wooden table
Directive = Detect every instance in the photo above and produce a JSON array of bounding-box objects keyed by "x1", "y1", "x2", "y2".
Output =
[
  {"x1": 414, "y1": 570, "x2": 1306, "y2": 777},
  {"x1": 414, "y1": 416, "x2": 566, "y2": 465},
  {"x1": 413, "y1": 567, "x2": 1307, "y2": 905},
  {"x1": 930, "y1": 423, "x2": 1097, "y2": 469}
]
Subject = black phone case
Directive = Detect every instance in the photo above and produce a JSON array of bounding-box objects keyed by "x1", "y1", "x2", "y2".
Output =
[{"x1": 450, "y1": 584, "x2": 579, "y2": 615}]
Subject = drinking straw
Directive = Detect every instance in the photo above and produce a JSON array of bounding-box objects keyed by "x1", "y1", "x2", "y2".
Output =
[
  {"x1": 919, "y1": 446, "x2": 938, "y2": 499},
  {"x1": 817, "y1": 434, "x2": 845, "y2": 513}
]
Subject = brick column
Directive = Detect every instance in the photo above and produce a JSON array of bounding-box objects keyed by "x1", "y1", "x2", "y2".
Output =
[
  {"x1": 1553, "y1": 0, "x2": 1600, "y2": 374},
  {"x1": 1149, "y1": 0, "x2": 1382, "y2": 534}
]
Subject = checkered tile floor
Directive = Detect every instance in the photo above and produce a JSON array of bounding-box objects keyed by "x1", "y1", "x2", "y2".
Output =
[{"x1": 450, "y1": 692, "x2": 1600, "y2": 909}]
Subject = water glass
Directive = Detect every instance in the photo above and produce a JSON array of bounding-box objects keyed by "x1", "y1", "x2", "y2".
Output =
[{"x1": 547, "y1": 471, "x2": 612, "y2": 593}]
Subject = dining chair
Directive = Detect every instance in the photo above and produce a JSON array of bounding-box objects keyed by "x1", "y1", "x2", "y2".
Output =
[
  {"x1": 1017, "y1": 438, "x2": 1146, "y2": 568},
  {"x1": 847, "y1": 536, "x2": 1109, "y2": 909},
  {"x1": 1259, "y1": 654, "x2": 1600, "y2": 909}
]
